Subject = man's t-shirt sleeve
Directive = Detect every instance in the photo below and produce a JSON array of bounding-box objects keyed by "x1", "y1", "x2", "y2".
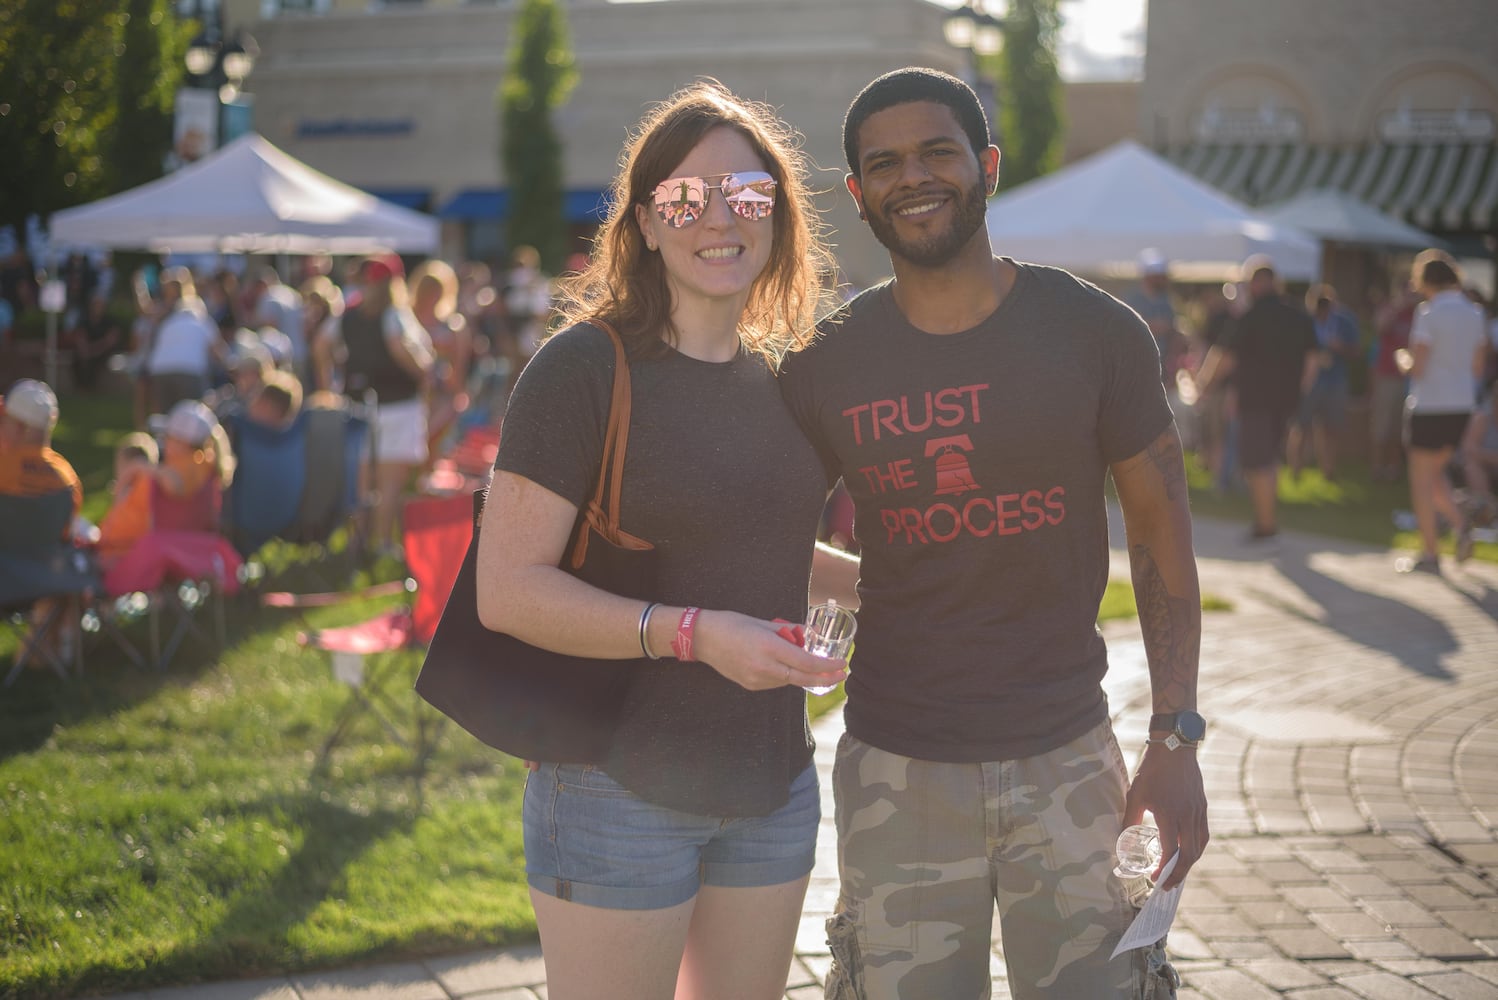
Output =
[
  {"x1": 1097, "y1": 305, "x2": 1174, "y2": 463},
  {"x1": 777, "y1": 343, "x2": 842, "y2": 490},
  {"x1": 493, "y1": 325, "x2": 611, "y2": 509}
]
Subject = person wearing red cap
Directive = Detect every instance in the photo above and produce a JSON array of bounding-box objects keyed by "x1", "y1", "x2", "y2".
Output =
[{"x1": 325, "y1": 253, "x2": 434, "y2": 555}]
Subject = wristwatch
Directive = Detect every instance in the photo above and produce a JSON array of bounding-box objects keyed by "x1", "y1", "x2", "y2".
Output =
[{"x1": 1147, "y1": 710, "x2": 1207, "y2": 750}]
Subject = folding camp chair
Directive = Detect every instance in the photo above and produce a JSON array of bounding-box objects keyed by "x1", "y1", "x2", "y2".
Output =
[
  {"x1": 99, "y1": 477, "x2": 243, "y2": 671},
  {"x1": 224, "y1": 399, "x2": 375, "y2": 584},
  {"x1": 261, "y1": 492, "x2": 472, "y2": 769},
  {"x1": 421, "y1": 424, "x2": 499, "y2": 496},
  {"x1": 1, "y1": 489, "x2": 96, "y2": 685}
]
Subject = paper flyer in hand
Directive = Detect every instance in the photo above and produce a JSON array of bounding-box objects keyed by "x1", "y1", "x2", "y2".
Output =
[{"x1": 1110, "y1": 851, "x2": 1183, "y2": 960}]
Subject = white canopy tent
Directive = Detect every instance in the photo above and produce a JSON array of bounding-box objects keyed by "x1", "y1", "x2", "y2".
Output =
[
  {"x1": 985, "y1": 140, "x2": 1322, "y2": 282},
  {"x1": 1258, "y1": 188, "x2": 1446, "y2": 251},
  {"x1": 49, "y1": 133, "x2": 439, "y2": 255}
]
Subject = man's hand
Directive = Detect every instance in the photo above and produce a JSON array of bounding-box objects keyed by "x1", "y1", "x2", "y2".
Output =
[{"x1": 1124, "y1": 743, "x2": 1209, "y2": 889}]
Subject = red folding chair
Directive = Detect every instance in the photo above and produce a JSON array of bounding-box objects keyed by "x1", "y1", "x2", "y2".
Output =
[
  {"x1": 262, "y1": 493, "x2": 473, "y2": 769},
  {"x1": 422, "y1": 425, "x2": 500, "y2": 496}
]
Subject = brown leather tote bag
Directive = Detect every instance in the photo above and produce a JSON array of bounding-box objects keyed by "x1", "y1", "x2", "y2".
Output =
[{"x1": 415, "y1": 321, "x2": 657, "y2": 761}]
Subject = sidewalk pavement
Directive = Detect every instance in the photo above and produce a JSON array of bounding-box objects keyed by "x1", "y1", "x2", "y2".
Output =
[{"x1": 96, "y1": 513, "x2": 1498, "y2": 1000}]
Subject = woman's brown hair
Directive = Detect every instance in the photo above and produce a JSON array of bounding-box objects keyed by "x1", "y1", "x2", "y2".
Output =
[{"x1": 553, "y1": 80, "x2": 834, "y2": 361}]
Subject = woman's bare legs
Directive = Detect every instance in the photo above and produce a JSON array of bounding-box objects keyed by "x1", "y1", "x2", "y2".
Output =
[
  {"x1": 1408, "y1": 446, "x2": 1462, "y2": 560},
  {"x1": 676, "y1": 876, "x2": 811, "y2": 1000},
  {"x1": 531, "y1": 875, "x2": 810, "y2": 1000},
  {"x1": 531, "y1": 890, "x2": 694, "y2": 1000}
]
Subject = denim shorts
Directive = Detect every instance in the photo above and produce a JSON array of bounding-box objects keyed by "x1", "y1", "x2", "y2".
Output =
[{"x1": 523, "y1": 761, "x2": 820, "y2": 910}]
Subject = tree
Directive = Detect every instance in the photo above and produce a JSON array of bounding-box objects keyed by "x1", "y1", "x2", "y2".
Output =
[
  {"x1": 113, "y1": 0, "x2": 191, "y2": 192},
  {"x1": 989, "y1": 0, "x2": 1063, "y2": 191},
  {"x1": 498, "y1": 0, "x2": 578, "y2": 274},
  {"x1": 0, "y1": 0, "x2": 190, "y2": 235}
]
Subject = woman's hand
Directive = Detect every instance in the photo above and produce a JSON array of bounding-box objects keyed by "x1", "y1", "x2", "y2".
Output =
[{"x1": 693, "y1": 610, "x2": 847, "y2": 692}]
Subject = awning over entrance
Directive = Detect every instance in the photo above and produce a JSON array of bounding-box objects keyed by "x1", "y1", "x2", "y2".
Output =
[
  {"x1": 437, "y1": 189, "x2": 611, "y2": 224},
  {"x1": 1163, "y1": 142, "x2": 1498, "y2": 233}
]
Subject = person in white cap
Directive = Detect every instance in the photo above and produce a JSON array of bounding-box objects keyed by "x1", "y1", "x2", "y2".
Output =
[
  {"x1": 0, "y1": 379, "x2": 81, "y2": 526},
  {"x1": 1, "y1": 378, "x2": 84, "y2": 666},
  {"x1": 156, "y1": 399, "x2": 235, "y2": 510}
]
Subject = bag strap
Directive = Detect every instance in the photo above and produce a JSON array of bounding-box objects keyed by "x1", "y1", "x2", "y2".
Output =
[{"x1": 569, "y1": 320, "x2": 653, "y2": 568}]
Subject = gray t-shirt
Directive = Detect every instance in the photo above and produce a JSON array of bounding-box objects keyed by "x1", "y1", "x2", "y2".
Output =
[
  {"x1": 496, "y1": 322, "x2": 826, "y2": 816},
  {"x1": 779, "y1": 261, "x2": 1172, "y2": 763}
]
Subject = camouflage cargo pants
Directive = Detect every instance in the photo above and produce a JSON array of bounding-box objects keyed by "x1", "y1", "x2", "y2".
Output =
[{"x1": 825, "y1": 723, "x2": 1179, "y2": 999}]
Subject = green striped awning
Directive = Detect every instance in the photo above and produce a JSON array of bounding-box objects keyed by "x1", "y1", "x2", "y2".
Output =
[{"x1": 1163, "y1": 142, "x2": 1498, "y2": 233}]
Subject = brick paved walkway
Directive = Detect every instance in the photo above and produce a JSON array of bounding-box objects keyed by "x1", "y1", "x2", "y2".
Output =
[{"x1": 101, "y1": 513, "x2": 1498, "y2": 999}]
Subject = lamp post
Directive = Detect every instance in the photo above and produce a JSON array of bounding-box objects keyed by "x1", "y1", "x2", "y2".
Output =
[
  {"x1": 174, "y1": 2, "x2": 257, "y2": 166},
  {"x1": 944, "y1": 1, "x2": 1004, "y2": 142}
]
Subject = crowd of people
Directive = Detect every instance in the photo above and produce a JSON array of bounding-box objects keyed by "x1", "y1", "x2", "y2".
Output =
[
  {"x1": 1126, "y1": 244, "x2": 1498, "y2": 574},
  {"x1": 4, "y1": 63, "x2": 1498, "y2": 1000},
  {"x1": 1, "y1": 243, "x2": 565, "y2": 663}
]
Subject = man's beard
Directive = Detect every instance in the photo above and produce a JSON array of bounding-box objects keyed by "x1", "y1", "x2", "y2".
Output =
[{"x1": 864, "y1": 175, "x2": 989, "y2": 268}]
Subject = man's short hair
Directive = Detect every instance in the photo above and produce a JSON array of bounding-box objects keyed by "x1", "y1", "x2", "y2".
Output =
[
  {"x1": 255, "y1": 371, "x2": 303, "y2": 423},
  {"x1": 1240, "y1": 254, "x2": 1277, "y2": 284},
  {"x1": 843, "y1": 67, "x2": 990, "y2": 177}
]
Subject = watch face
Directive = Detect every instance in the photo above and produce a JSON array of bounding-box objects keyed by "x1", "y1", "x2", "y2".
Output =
[{"x1": 1177, "y1": 711, "x2": 1207, "y2": 743}]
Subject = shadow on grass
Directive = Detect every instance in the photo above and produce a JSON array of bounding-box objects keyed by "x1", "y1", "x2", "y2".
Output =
[
  {"x1": 36, "y1": 791, "x2": 419, "y2": 1000},
  {"x1": 0, "y1": 548, "x2": 385, "y2": 761}
]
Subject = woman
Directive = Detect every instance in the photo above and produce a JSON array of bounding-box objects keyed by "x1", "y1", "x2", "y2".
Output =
[
  {"x1": 143, "y1": 268, "x2": 226, "y2": 416},
  {"x1": 409, "y1": 259, "x2": 472, "y2": 455},
  {"x1": 1396, "y1": 249, "x2": 1490, "y2": 574},
  {"x1": 329, "y1": 254, "x2": 433, "y2": 555},
  {"x1": 474, "y1": 82, "x2": 847, "y2": 1000},
  {"x1": 302, "y1": 274, "x2": 345, "y2": 392}
]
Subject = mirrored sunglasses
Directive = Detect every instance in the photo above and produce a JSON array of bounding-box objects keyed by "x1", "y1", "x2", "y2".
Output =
[{"x1": 649, "y1": 171, "x2": 777, "y2": 229}]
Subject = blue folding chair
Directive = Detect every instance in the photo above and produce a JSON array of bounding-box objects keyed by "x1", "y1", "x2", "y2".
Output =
[{"x1": 1, "y1": 489, "x2": 98, "y2": 685}]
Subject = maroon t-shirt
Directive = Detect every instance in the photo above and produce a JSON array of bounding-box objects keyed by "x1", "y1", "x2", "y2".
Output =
[{"x1": 779, "y1": 261, "x2": 1173, "y2": 763}]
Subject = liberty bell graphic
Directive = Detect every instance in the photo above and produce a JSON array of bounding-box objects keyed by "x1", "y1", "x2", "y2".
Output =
[{"x1": 925, "y1": 435, "x2": 981, "y2": 496}]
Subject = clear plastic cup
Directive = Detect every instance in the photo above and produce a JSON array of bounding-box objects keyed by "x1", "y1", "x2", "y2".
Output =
[
  {"x1": 1114, "y1": 823, "x2": 1162, "y2": 879},
  {"x1": 803, "y1": 599, "x2": 856, "y2": 695}
]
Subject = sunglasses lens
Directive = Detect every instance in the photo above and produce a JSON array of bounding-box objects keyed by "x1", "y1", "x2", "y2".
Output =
[
  {"x1": 654, "y1": 177, "x2": 708, "y2": 228},
  {"x1": 722, "y1": 172, "x2": 777, "y2": 220}
]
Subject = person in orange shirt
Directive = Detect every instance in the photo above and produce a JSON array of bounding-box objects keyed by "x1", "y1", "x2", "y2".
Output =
[
  {"x1": 94, "y1": 432, "x2": 159, "y2": 567},
  {"x1": 0, "y1": 379, "x2": 82, "y2": 526},
  {"x1": 1, "y1": 379, "x2": 84, "y2": 666}
]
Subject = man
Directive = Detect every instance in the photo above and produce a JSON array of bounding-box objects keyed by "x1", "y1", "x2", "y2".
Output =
[
  {"x1": 1126, "y1": 249, "x2": 1187, "y2": 389},
  {"x1": 1287, "y1": 284, "x2": 1361, "y2": 481},
  {"x1": 1369, "y1": 283, "x2": 1417, "y2": 483},
  {"x1": 1194, "y1": 257, "x2": 1318, "y2": 542},
  {"x1": 780, "y1": 68, "x2": 1206, "y2": 999}
]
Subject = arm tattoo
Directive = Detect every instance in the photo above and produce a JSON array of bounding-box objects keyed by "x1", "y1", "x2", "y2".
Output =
[
  {"x1": 1144, "y1": 433, "x2": 1186, "y2": 503},
  {"x1": 1130, "y1": 542, "x2": 1198, "y2": 710}
]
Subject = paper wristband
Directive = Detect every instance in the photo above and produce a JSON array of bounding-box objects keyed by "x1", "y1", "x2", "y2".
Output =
[{"x1": 671, "y1": 606, "x2": 701, "y2": 661}]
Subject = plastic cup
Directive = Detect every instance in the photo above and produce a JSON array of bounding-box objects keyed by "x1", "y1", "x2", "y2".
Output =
[
  {"x1": 1113, "y1": 823, "x2": 1162, "y2": 879},
  {"x1": 803, "y1": 599, "x2": 855, "y2": 695}
]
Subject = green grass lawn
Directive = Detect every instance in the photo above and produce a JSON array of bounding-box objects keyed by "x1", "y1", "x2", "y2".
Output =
[
  {"x1": 1183, "y1": 455, "x2": 1497, "y2": 564},
  {"x1": 2, "y1": 391, "x2": 1229, "y2": 998}
]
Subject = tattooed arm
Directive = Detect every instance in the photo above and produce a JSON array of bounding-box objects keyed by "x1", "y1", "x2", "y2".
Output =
[{"x1": 1110, "y1": 425, "x2": 1209, "y2": 888}]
